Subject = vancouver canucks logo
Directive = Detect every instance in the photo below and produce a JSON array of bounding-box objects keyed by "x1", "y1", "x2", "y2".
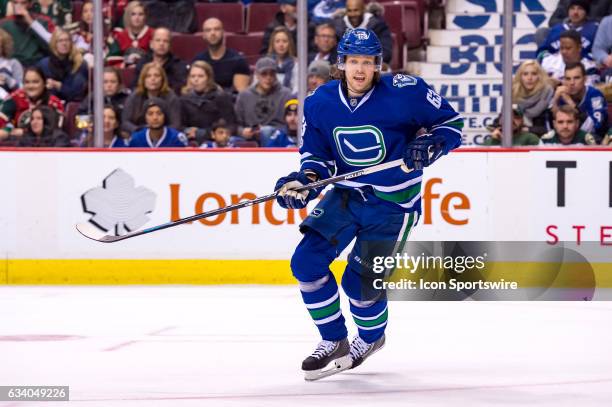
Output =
[
  {"x1": 392, "y1": 74, "x2": 417, "y2": 88},
  {"x1": 355, "y1": 31, "x2": 370, "y2": 40},
  {"x1": 333, "y1": 125, "x2": 386, "y2": 166}
]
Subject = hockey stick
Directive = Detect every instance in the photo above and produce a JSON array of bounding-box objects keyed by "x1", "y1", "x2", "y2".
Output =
[{"x1": 76, "y1": 158, "x2": 411, "y2": 243}]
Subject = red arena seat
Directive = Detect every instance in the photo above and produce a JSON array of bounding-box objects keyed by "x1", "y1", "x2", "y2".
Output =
[
  {"x1": 195, "y1": 3, "x2": 244, "y2": 33},
  {"x1": 225, "y1": 32, "x2": 264, "y2": 65},
  {"x1": 171, "y1": 34, "x2": 206, "y2": 62},
  {"x1": 245, "y1": 3, "x2": 279, "y2": 33}
]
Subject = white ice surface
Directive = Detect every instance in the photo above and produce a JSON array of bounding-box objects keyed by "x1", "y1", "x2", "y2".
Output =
[{"x1": 1, "y1": 286, "x2": 611, "y2": 407}]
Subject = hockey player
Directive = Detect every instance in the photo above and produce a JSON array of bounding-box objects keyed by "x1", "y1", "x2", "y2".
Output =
[{"x1": 274, "y1": 28, "x2": 463, "y2": 380}]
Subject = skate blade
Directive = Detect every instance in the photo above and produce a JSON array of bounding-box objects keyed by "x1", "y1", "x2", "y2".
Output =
[{"x1": 303, "y1": 355, "x2": 352, "y2": 381}]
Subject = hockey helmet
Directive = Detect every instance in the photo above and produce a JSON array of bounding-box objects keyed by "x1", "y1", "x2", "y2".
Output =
[{"x1": 336, "y1": 28, "x2": 382, "y2": 71}]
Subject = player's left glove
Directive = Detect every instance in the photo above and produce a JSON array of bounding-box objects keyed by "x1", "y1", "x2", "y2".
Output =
[
  {"x1": 403, "y1": 134, "x2": 447, "y2": 171},
  {"x1": 274, "y1": 171, "x2": 321, "y2": 209}
]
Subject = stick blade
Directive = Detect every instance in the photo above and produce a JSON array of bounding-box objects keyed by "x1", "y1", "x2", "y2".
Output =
[{"x1": 75, "y1": 222, "x2": 122, "y2": 243}]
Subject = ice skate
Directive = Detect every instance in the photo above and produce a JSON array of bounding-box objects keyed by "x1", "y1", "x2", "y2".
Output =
[
  {"x1": 302, "y1": 338, "x2": 351, "y2": 381},
  {"x1": 349, "y1": 334, "x2": 386, "y2": 369}
]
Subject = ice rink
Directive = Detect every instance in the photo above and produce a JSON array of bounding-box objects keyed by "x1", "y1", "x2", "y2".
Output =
[{"x1": 2, "y1": 286, "x2": 612, "y2": 406}]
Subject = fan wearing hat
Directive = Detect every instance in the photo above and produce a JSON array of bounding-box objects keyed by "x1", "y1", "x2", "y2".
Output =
[
  {"x1": 307, "y1": 60, "x2": 332, "y2": 93},
  {"x1": 264, "y1": 99, "x2": 298, "y2": 148},
  {"x1": 127, "y1": 97, "x2": 189, "y2": 148},
  {"x1": 538, "y1": 0, "x2": 599, "y2": 59},
  {"x1": 484, "y1": 105, "x2": 540, "y2": 146}
]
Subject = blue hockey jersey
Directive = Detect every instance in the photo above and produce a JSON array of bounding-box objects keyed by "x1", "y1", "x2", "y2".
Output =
[
  {"x1": 299, "y1": 74, "x2": 463, "y2": 212},
  {"x1": 538, "y1": 20, "x2": 599, "y2": 58},
  {"x1": 127, "y1": 127, "x2": 189, "y2": 148},
  {"x1": 559, "y1": 85, "x2": 608, "y2": 136}
]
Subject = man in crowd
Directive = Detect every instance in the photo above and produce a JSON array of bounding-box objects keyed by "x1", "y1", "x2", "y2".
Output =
[
  {"x1": 550, "y1": 62, "x2": 608, "y2": 141},
  {"x1": 308, "y1": 22, "x2": 337, "y2": 64},
  {"x1": 332, "y1": 0, "x2": 392, "y2": 64},
  {"x1": 193, "y1": 18, "x2": 250, "y2": 93},
  {"x1": 261, "y1": 0, "x2": 298, "y2": 55},
  {"x1": 127, "y1": 98, "x2": 188, "y2": 148},
  {"x1": 234, "y1": 56, "x2": 293, "y2": 146},
  {"x1": 0, "y1": 0, "x2": 54, "y2": 67},
  {"x1": 484, "y1": 105, "x2": 540, "y2": 146},
  {"x1": 134, "y1": 27, "x2": 187, "y2": 94},
  {"x1": 540, "y1": 105, "x2": 597, "y2": 145},
  {"x1": 541, "y1": 30, "x2": 599, "y2": 85},
  {"x1": 264, "y1": 98, "x2": 298, "y2": 148},
  {"x1": 307, "y1": 59, "x2": 331, "y2": 94}
]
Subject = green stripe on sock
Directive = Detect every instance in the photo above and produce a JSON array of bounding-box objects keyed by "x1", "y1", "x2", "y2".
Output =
[
  {"x1": 309, "y1": 299, "x2": 340, "y2": 320},
  {"x1": 354, "y1": 309, "x2": 388, "y2": 328}
]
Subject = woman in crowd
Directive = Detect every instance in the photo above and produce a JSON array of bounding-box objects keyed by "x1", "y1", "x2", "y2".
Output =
[
  {"x1": 71, "y1": 1, "x2": 122, "y2": 67},
  {"x1": 512, "y1": 60, "x2": 554, "y2": 137},
  {"x1": 79, "y1": 105, "x2": 127, "y2": 147},
  {"x1": 37, "y1": 28, "x2": 89, "y2": 103},
  {"x1": 0, "y1": 28, "x2": 23, "y2": 97},
  {"x1": 180, "y1": 61, "x2": 236, "y2": 146},
  {"x1": 122, "y1": 62, "x2": 180, "y2": 135},
  {"x1": 79, "y1": 66, "x2": 131, "y2": 118},
  {"x1": 112, "y1": 1, "x2": 154, "y2": 67},
  {"x1": 15, "y1": 105, "x2": 70, "y2": 147},
  {"x1": 0, "y1": 67, "x2": 64, "y2": 139},
  {"x1": 267, "y1": 26, "x2": 298, "y2": 94}
]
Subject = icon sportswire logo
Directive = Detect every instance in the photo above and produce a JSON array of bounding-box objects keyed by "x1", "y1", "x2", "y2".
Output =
[{"x1": 81, "y1": 169, "x2": 156, "y2": 236}]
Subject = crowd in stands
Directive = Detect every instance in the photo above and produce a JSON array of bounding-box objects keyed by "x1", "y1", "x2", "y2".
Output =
[
  {"x1": 0, "y1": 0, "x2": 608, "y2": 148},
  {"x1": 491, "y1": 0, "x2": 612, "y2": 146}
]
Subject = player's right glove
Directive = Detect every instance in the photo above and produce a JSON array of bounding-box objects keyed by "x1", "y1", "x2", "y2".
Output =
[
  {"x1": 274, "y1": 171, "x2": 321, "y2": 209},
  {"x1": 403, "y1": 134, "x2": 447, "y2": 170}
]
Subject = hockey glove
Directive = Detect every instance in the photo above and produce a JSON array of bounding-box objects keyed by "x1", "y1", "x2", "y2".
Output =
[
  {"x1": 403, "y1": 134, "x2": 447, "y2": 170},
  {"x1": 274, "y1": 171, "x2": 321, "y2": 209}
]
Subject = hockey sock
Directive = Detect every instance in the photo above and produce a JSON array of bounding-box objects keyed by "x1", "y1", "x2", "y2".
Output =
[
  {"x1": 349, "y1": 298, "x2": 388, "y2": 344},
  {"x1": 299, "y1": 273, "x2": 348, "y2": 342}
]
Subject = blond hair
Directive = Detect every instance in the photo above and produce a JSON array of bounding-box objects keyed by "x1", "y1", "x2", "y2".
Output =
[
  {"x1": 181, "y1": 60, "x2": 218, "y2": 95},
  {"x1": 50, "y1": 28, "x2": 84, "y2": 73},
  {"x1": 136, "y1": 62, "x2": 171, "y2": 96},
  {"x1": 123, "y1": 1, "x2": 145, "y2": 31},
  {"x1": 512, "y1": 60, "x2": 550, "y2": 101},
  {"x1": 267, "y1": 26, "x2": 296, "y2": 59},
  {"x1": 0, "y1": 28, "x2": 14, "y2": 58}
]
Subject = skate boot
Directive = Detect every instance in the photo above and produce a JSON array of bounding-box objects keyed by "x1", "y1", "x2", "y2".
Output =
[
  {"x1": 349, "y1": 334, "x2": 385, "y2": 369},
  {"x1": 302, "y1": 338, "x2": 351, "y2": 381}
]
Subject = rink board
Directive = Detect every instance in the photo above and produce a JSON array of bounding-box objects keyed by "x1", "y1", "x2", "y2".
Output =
[{"x1": 1, "y1": 149, "x2": 611, "y2": 284}]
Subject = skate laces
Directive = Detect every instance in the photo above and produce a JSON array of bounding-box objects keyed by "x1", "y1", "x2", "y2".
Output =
[
  {"x1": 349, "y1": 336, "x2": 371, "y2": 359},
  {"x1": 310, "y1": 340, "x2": 337, "y2": 359}
]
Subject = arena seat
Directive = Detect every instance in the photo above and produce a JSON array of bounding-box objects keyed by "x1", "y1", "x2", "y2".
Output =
[
  {"x1": 225, "y1": 32, "x2": 264, "y2": 65},
  {"x1": 383, "y1": 1, "x2": 423, "y2": 49},
  {"x1": 171, "y1": 34, "x2": 206, "y2": 62},
  {"x1": 195, "y1": 3, "x2": 244, "y2": 33},
  {"x1": 63, "y1": 101, "x2": 81, "y2": 139},
  {"x1": 245, "y1": 3, "x2": 279, "y2": 33},
  {"x1": 119, "y1": 67, "x2": 136, "y2": 89},
  {"x1": 72, "y1": 1, "x2": 83, "y2": 23}
]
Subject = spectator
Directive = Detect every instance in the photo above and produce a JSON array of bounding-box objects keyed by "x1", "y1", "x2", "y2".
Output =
[
  {"x1": 541, "y1": 30, "x2": 599, "y2": 85},
  {"x1": 112, "y1": 0, "x2": 153, "y2": 67},
  {"x1": 0, "y1": 27, "x2": 24, "y2": 97},
  {"x1": 593, "y1": 15, "x2": 612, "y2": 83},
  {"x1": 484, "y1": 105, "x2": 540, "y2": 146},
  {"x1": 143, "y1": 0, "x2": 196, "y2": 34},
  {"x1": 307, "y1": 59, "x2": 331, "y2": 93},
  {"x1": 332, "y1": 0, "x2": 392, "y2": 64},
  {"x1": 309, "y1": 22, "x2": 337, "y2": 64},
  {"x1": 179, "y1": 61, "x2": 236, "y2": 146},
  {"x1": 200, "y1": 118, "x2": 235, "y2": 148},
  {"x1": 0, "y1": 0, "x2": 54, "y2": 67},
  {"x1": 548, "y1": 0, "x2": 611, "y2": 26},
  {"x1": 133, "y1": 27, "x2": 187, "y2": 94},
  {"x1": 78, "y1": 66, "x2": 131, "y2": 119},
  {"x1": 192, "y1": 18, "x2": 250, "y2": 93},
  {"x1": 311, "y1": 0, "x2": 345, "y2": 24},
  {"x1": 603, "y1": 128, "x2": 612, "y2": 145},
  {"x1": 0, "y1": 66, "x2": 63, "y2": 139},
  {"x1": 79, "y1": 105, "x2": 127, "y2": 147},
  {"x1": 69, "y1": 1, "x2": 122, "y2": 67},
  {"x1": 126, "y1": 97, "x2": 188, "y2": 147},
  {"x1": 234, "y1": 56, "x2": 293, "y2": 146},
  {"x1": 121, "y1": 62, "x2": 180, "y2": 135},
  {"x1": 37, "y1": 28, "x2": 89, "y2": 103},
  {"x1": 538, "y1": 0, "x2": 599, "y2": 58},
  {"x1": 540, "y1": 105, "x2": 597, "y2": 145},
  {"x1": 512, "y1": 60, "x2": 554, "y2": 136},
  {"x1": 261, "y1": 0, "x2": 297, "y2": 55},
  {"x1": 264, "y1": 98, "x2": 298, "y2": 147},
  {"x1": 30, "y1": 0, "x2": 72, "y2": 27},
  {"x1": 551, "y1": 62, "x2": 608, "y2": 141},
  {"x1": 267, "y1": 26, "x2": 298, "y2": 94},
  {"x1": 11, "y1": 105, "x2": 70, "y2": 146}
]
